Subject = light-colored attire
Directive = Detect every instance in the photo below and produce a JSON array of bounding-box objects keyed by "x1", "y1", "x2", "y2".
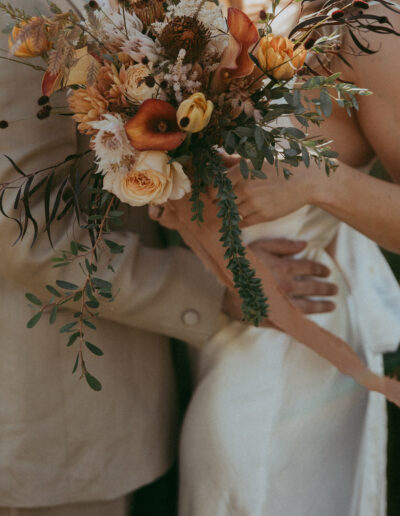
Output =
[
  {"x1": 0, "y1": 0, "x2": 224, "y2": 512},
  {"x1": 179, "y1": 206, "x2": 400, "y2": 516}
]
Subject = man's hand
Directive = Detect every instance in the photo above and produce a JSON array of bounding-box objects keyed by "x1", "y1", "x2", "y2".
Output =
[{"x1": 222, "y1": 238, "x2": 337, "y2": 320}]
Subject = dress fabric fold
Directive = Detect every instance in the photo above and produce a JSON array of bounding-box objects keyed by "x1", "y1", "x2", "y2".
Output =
[{"x1": 179, "y1": 206, "x2": 400, "y2": 516}]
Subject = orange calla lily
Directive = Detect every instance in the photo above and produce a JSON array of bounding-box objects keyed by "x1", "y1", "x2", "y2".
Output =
[
  {"x1": 125, "y1": 100, "x2": 186, "y2": 151},
  {"x1": 211, "y1": 7, "x2": 259, "y2": 92}
]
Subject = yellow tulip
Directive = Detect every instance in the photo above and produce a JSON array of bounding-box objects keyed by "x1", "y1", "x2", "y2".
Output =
[
  {"x1": 8, "y1": 17, "x2": 51, "y2": 58},
  {"x1": 177, "y1": 93, "x2": 214, "y2": 133},
  {"x1": 257, "y1": 35, "x2": 307, "y2": 81}
]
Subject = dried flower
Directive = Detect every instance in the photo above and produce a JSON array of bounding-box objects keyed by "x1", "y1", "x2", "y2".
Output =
[
  {"x1": 8, "y1": 17, "x2": 51, "y2": 58},
  {"x1": 89, "y1": 113, "x2": 135, "y2": 173},
  {"x1": 121, "y1": 31, "x2": 160, "y2": 65},
  {"x1": 68, "y1": 86, "x2": 109, "y2": 134},
  {"x1": 158, "y1": 16, "x2": 210, "y2": 63},
  {"x1": 123, "y1": 64, "x2": 157, "y2": 103},
  {"x1": 130, "y1": 0, "x2": 165, "y2": 25}
]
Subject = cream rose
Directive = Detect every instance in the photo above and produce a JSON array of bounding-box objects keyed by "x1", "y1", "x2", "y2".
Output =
[
  {"x1": 103, "y1": 150, "x2": 191, "y2": 207},
  {"x1": 123, "y1": 64, "x2": 157, "y2": 103}
]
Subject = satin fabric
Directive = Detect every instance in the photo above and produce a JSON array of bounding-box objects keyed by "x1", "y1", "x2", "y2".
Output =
[{"x1": 179, "y1": 207, "x2": 400, "y2": 516}]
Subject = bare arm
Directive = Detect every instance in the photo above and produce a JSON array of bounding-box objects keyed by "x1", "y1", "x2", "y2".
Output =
[{"x1": 234, "y1": 5, "x2": 400, "y2": 253}]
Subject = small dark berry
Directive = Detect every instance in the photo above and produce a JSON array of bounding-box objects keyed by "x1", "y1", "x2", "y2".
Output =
[
  {"x1": 179, "y1": 117, "x2": 190, "y2": 128},
  {"x1": 141, "y1": 56, "x2": 149, "y2": 65},
  {"x1": 353, "y1": 0, "x2": 369, "y2": 8},
  {"x1": 38, "y1": 95, "x2": 49, "y2": 106},
  {"x1": 37, "y1": 105, "x2": 52, "y2": 120},
  {"x1": 259, "y1": 10, "x2": 267, "y2": 21},
  {"x1": 330, "y1": 9, "x2": 344, "y2": 19},
  {"x1": 160, "y1": 80, "x2": 168, "y2": 89},
  {"x1": 304, "y1": 38, "x2": 316, "y2": 50},
  {"x1": 144, "y1": 75, "x2": 156, "y2": 88},
  {"x1": 0, "y1": 120, "x2": 9, "y2": 129},
  {"x1": 88, "y1": 1, "x2": 99, "y2": 9}
]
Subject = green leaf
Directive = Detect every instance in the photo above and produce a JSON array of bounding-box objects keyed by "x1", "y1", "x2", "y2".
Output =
[
  {"x1": 67, "y1": 332, "x2": 80, "y2": 347},
  {"x1": 92, "y1": 278, "x2": 112, "y2": 291},
  {"x1": 301, "y1": 147, "x2": 310, "y2": 168},
  {"x1": 86, "y1": 299, "x2": 100, "y2": 309},
  {"x1": 284, "y1": 127, "x2": 305, "y2": 139},
  {"x1": 46, "y1": 285, "x2": 62, "y2": 297},
  {"x1": 85, "y1": 341, "x2": 104, "y2": 356},
  {"x1": 83, "y1": 319, "x2": 96, "y2": 330},
  {"x1": 25, "y1": 293, "x2": 43, "y2": 306},
  {"x1": 72, "y1": 353, "x2": 79, "y2": 374},
  {"x1": 283, "y1": 168, "x2": 293, "y2": 179},
  {"x1": 85, "y1": 372, "x2": 102, "y2": 391},
  {"x1": 239, "y1": 158, "x2": 249, "y2": 179},
  {"x1": 320, "y1": 89, "x2": 333, "y2": 118},
  {"x1": 104, "y1": 239, "x2": 124, "y2": 254},
  {"x1": 49, "y1": 305, "x2": 58, "y2": 325},
  {"x1": 27, "y1": 312, "x2": 42, "y2": 329},
  {"x1": 56, "y1": 280, "x2": 79, "y2": 291},
  {"x1": 60, "y1": 321, "x2": 78, "y2": 333},
  {"x1": 73, "y1": 291, "x2": 83, "y2": 302},
  {"x1": 254, "y1": 127, "x2": 264, "y2": 151},
  {"x1": 252, "y1": 169, "x2": 267, "y2": 179},
  {"x1": 109, "y1": 210, "x2": 124, "y2": 217},
  {"x1": 70, "y1": 241, "x2": 79, "y2": 256}
]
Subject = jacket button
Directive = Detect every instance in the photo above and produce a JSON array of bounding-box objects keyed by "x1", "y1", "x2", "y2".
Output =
[{"x1": 182, "y1": 309, "x2": 200, "y2": 326}]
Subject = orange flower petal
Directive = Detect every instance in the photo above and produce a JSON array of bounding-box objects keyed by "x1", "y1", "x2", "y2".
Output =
[
  {"x1": 42, "y1": 70, "x2": 62, "y2": 97},
  {"x1": 212, "y1": 8, "x2": 259, "y2": 92},
  {"x1": 125, "y1": 99, "x2": 186, "y2": 151}
]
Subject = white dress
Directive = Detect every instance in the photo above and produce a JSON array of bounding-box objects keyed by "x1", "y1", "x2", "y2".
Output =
[{"x1": 179, "y1": 205, "x2": 400, "y2": 516}]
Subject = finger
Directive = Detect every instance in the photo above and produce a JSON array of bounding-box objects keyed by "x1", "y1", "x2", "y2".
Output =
[
  {"x1": 250, "y1": 238, "x2": 307, "y2": 257},
  {"x1": 240, "y1": 212, "x2": 268, "y2": 227},
  {"x1": 292, "y1": 298, "x2": 336, "y2": 314},
  {"x1": 291, "y1": 280, "x2": 338, "y2": 297},
  {"x1": 286, "y1": 258, "x2": 331, "y2": 277},
  {"x1": 148, "y1": 205, "x2": 163, "y2": 220}
]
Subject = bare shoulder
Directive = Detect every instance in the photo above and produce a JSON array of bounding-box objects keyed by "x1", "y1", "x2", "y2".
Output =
[{"x1": 340, "y1": 3, "x2": 400, "y2": 181}]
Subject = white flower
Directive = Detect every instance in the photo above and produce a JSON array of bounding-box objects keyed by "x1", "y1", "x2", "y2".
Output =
[
  {"x1": 90, "y1": 114, "x2": 135, "y2": 173},
  {"x1": 103, "y1": 151, "x2": 191, "y2": 207},
  {"x1": 94, "y1": 6, "x2": 144, "y2": 51},
  {"x1": 121, "y1": 32, "x2": 160, "y2": 65}
]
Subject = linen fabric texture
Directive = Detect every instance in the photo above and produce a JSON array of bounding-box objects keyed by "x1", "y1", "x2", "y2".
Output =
[{"x1": 0, "y1": 0, "x2": 224, "y2": 508}]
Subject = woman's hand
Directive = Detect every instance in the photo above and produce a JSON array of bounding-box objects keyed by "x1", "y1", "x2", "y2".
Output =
[
  {"x1": 150, "y1": 198, "x2": 338, "y2": 317},
  {"x1": 230, "y1": 161, "x2": 322, "y2": 227}
]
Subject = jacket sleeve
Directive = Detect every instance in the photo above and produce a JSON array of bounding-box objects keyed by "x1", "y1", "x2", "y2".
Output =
[{"x1": 0, "y1": 8, "x2": 225, "y2": 347}]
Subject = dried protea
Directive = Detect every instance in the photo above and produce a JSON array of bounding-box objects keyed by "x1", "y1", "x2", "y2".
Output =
[
  {"x1": 68, "y1": 87, "x2": 109, "y2": 135},
  {"x1": 129, "y1": 0, "x2": 165, "y2": 25},
  {"x1": 158, "y1": 16, "x2": 211, "y2": 63}
]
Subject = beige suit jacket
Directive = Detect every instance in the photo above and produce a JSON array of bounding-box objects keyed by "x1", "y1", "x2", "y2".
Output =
[{"x1": 0, "y1": 0, "x2": 224, "y2": 507}]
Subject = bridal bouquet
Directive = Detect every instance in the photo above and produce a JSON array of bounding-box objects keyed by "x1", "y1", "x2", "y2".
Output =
[{"x1": 1, "y1": 0, "x2": 397, "y2": 389}]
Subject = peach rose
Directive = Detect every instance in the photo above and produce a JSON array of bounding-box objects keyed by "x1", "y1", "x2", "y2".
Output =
[
  {"x1": 123, "y1": 64, "x2": 157, "y2": 103},
  {"x1": 257, "y1": 35, "x2": 307, "y2": 80},
  {"x1": 103, "y1": 150, "x2": 191, "y2": 206}
]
